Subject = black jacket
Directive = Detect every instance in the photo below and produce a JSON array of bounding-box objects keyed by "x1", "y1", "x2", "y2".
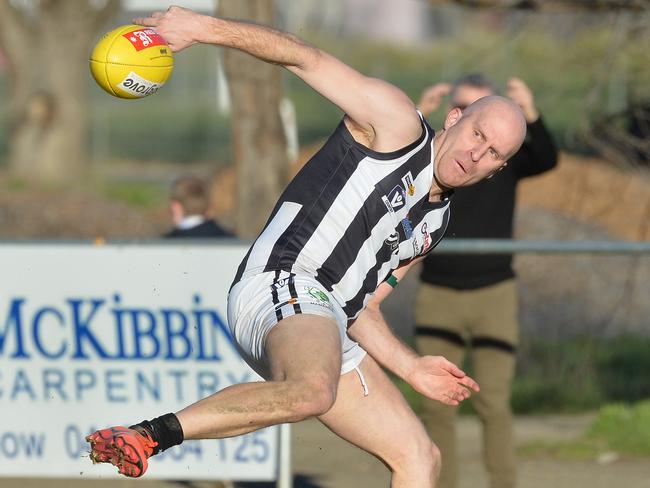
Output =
[
  {"x1": 420, "y1": 117, "x2": 558, "y2": 289},
  {"x1": 164, "y1": 220, "x2": 234, "y2": 239}
]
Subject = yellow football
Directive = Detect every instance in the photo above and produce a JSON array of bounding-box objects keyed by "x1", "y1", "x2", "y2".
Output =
[{"x1": 90, "y1": 24, "x2": 174, "y2": 99}]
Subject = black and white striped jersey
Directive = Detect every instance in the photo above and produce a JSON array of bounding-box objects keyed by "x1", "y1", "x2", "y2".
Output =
[{"x1": 232, "y1": 113, "x2": 452, "y2": 320}]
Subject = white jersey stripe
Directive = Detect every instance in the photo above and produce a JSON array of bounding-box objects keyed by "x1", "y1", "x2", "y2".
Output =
[
  {"x1": 245, "y1": 201, "x2": 302, "y2": 276},
  {"x1": 332, "y1": 210, "x2": 397, "y2": 303},
  {"x1": 293, "y1": 156, "x2": 399, "y2": 275}
]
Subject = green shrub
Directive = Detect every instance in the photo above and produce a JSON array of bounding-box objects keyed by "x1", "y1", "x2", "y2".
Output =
[
  {"x1": 523, "y1": 401, "x2": 650, "y2": 459},
  {"x1": 588, "y1": 401, "x2": 650, "y2": 456},
  {"x1": 595, "y1": 336, "x2": 650, "y2": 402},
  {"x1": 512, "y1": 336, "x2": 650, "y2": 414}
]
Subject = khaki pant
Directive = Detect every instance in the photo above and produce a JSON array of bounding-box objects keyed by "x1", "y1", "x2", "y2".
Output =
[{"x1": 414, "y1": 280, "x2": 518, "y2": 488}]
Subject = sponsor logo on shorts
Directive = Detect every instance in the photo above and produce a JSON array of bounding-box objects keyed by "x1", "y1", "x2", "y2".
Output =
[
  {"x1": 402, "y1": 171, "x2": 415, "y2": 196},
  {"x1": 118, "y1": 72, "x2": 162, "y2": 98},
  {"x1": 300, "y1": 286, "x2": 333, "y2": 311},
  {"x1": 309, "y1": 300, "x2": 333, "y2": 311},
  {"x1": 123, "y1": 29, "x2": 167, "y2": 51},
  {"x1": 304, "y1": 286, "x2": 330, "y2": 303}
]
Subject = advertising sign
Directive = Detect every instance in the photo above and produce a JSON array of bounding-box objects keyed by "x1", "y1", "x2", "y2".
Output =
[{"x1": 0, "y1": 243, "x2": 279, "y2": 481}]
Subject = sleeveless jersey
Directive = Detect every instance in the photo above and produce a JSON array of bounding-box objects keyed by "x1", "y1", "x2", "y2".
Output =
[{"x1": 232, "y1": 113, "x2": 452, "y2": 320}]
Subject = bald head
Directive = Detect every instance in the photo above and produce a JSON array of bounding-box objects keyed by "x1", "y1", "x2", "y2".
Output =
[
  {"x1": 433, "y1": 94, "x2": 529, "y2": 190},
  {"x1": 462, "y1": 95, "x2": 527, "y2": 159}
]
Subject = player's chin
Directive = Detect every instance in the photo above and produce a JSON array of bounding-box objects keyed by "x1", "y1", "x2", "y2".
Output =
[{"x1": 440, "y1": 177, "x2": 469, "y2": 190}]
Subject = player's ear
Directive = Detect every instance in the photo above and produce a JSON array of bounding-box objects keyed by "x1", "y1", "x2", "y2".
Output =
[{"x1": 443, "y1": 107, "x2": 462, "y2": 130}]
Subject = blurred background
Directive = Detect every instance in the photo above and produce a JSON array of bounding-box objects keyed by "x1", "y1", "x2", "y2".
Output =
[{"x1": 0, "y1": 0, "x2": 649, "y2": 486}]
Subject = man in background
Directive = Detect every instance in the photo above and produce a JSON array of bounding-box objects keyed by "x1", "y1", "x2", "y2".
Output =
[
  {"x1": 415, "y1": 74, "x2": 558, "y2": 488},
  {"x1": 165, "y1": 175, "x2": 234, "y2": 238}
]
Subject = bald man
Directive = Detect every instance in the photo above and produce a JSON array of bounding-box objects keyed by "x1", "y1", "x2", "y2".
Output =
[
  {"x1": 416, "y1": 74, "x2": 558, "y2": 488},
  {"x1": 87, "y1": 7, "x2": 526, "y2": 487}
]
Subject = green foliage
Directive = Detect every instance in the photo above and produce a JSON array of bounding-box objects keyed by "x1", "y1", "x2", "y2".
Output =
[
  {"x1": 521, "y1": 401, "x2": 650, "y2": 459},
  {"x1": 5, "y1": 178, "x2": 28, "y2": 191},
  {"x1": 512, "y1": 378, "x2": 602, "y2": 414},
  {"x1": 102, "y1": 181, "x2": 166, "y2": 208},
  {"x1": 588, "y1": 401, "x2": 650, "y2": 456},
  {"x1": 595, "y1": 336, "x2": 650, "y2": 402},
  {"x1": 90, "y1": 102, "x2": 232, "y2": 164},
  {"x1": 512, "y1": 336, "x2": 650, "y2": 414},
  {"x1": 1, "y1": 13, "x2": 648, "y2": 166},
  {"x1": 520, "y1": 437, "x2": 605, "y2": 460}
]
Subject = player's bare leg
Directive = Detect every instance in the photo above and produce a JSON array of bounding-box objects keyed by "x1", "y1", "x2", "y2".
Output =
[
  {"x1": 319, "y1": 354, "x2": 441, "y2": 488},
  {"x1": 88, "y1": 314, "x2": 343, "y2": 476},
  {"x1": 177, "y1": 314, "x2": 343, "y2": 438}
]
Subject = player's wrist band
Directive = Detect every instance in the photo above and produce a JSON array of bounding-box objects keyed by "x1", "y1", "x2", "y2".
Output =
[{"x1": 385, "y1": 274, "x2": 398, "y2": 288}]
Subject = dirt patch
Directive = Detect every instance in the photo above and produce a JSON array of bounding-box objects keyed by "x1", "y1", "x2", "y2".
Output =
[
  {"x1": 518, "y1": 153, "x2": 650, "y2": 241},
  {"x1": 1, "y1": 152, "x2": 647, "y2": 243}
]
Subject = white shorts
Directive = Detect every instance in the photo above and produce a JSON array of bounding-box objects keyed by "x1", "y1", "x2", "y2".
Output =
[{"x1": 227, "y1": 270, "x2": 367, "y2": 379}]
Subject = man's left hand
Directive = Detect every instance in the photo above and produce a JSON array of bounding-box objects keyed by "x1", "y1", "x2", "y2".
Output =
[
  {"x1": 405, "y1": 356, "x2": 479, "y2": 406},
  {"x1": 506, "y1": 77, "x2": 539, "y2": 123}
]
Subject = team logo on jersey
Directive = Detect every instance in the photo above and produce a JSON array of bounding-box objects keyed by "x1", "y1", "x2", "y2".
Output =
[
  {"x1": 381, "y1": 195, "x2": 394, "y2": 214},
  {"x1": 402, "y1": 171, "x2": 415, "y2": 196},
  {"x1": 401, "y1": 217, "x2": 413, "y2": 239},
  {"x1": 385, "y1": 232, "x2": 400, "y2": 252},
  {"x1": 387, "y1": 185, "x2": 406, "y2": 211}
]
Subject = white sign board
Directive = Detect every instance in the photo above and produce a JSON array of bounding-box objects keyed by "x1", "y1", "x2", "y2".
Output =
[{"x1": 0, "y1": 243, "x2": 279, "y2": 481}]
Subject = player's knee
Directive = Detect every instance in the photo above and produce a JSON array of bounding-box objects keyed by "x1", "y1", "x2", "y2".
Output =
[
  {"x1": 411, "y1": 440, "x2": 441, "y2": 482},
  {"x1": 430, "y1": 441, "x2": 442, "y2": 478},
  {"x1": 286, "y1": 377, "x2": 337, "y2": 421},
  {"x1": 417, "y1": 438, "x2": 441, "y2": 474},
  {"x1": 393, "y1": 432, "x2": 440, "y2": 478}
]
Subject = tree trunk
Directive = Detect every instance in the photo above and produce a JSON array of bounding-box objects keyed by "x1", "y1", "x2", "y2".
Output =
[
  {"x1": 219, "y1": 0, "x2": 289, "y2": 239},
  {"x1": 0, "y1": 0, "x2": 119, "y2": 183}
]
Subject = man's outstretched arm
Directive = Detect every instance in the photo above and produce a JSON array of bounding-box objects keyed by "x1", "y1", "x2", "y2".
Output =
[
  {"x1": 347, "y1": 259, "x2": 479, "y2": 406},
  {"x1": 134, "y1": 6, "x2": 422, "y2": 151}
]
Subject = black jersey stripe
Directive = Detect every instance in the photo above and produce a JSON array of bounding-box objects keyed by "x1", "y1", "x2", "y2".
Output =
[
  {"x1": 314, "y1": 190, "x2": 394, "y2": 289},
  {"x1": 315, "y1": 139, "x2": 433, "y2": 289},
  {"x1": 232, "y1": 245, "x2": 255, "y2": 289},
  {"x1": 342, "y1": 225, "x2": 406, "y2": 317},
  {"x1": 271, "y1": 270, "x2": 283, "y2": 321},
  {"x1": 263, "y1": 126, "x2": 361, "y2": 274},
  {"x1": 287, "y1": 274, "x2": 302, "y2": 314}
]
